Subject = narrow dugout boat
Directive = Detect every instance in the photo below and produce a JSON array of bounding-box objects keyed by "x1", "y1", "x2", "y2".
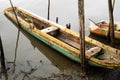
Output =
[
  {"x1": 4, "y1": 7, "x2": 120, "y2": 68},
  {"x1": 89, "y1": 20, "x2": 120, "y2": 39}
]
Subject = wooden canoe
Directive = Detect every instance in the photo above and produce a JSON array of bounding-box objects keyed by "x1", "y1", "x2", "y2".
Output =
[
  {"x1": 89, "y1": 20, "x2": 120, "y2": 39},
  {"x1": 4, "y1": 7, "x2": 120, "y2": 68}
]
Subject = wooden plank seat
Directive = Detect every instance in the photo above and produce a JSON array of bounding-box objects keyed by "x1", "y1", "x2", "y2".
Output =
[
  {"x1": 41, "y1": 26, "x2": 59, "y2": 36},
  {"x1": 41, "y1": 26, "x2": 59, "y2": 33},
  {"x1": 86, "y1": 47, "x2": 102, "y2": 58}
]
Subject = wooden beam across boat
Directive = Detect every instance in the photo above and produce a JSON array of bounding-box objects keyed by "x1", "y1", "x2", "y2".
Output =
[{"x1": 4, "y1": 6, "x2": 120, "y2": 68}]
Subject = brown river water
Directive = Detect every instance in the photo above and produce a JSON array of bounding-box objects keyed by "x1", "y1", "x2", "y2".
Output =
[{"x1": 0, "y1": 0, "x2": 120, "y2": 80}]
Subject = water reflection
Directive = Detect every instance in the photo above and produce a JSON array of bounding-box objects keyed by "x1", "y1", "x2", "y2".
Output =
[
  {"x1": 19, "y1": 26, "x2": 78, "y2": 71},
  {"x1": 103, "y1": 69, "x2": 120, "y2": 80},
  {"x1": 13, "y1": 29, "x2": 20, "y2": 73}
]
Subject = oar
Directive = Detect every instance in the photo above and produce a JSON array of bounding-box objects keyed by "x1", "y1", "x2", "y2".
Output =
[
  {"x1": 88, "y1": 18, "x2": 99, "y2": 27},
  {"x1": 9, "y1": 0, "x2": 21, "y2": 28}
]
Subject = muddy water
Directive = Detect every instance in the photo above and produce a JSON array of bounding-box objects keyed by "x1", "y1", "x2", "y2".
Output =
[{"x1": 0, "y1": 0, "x2": 120, "y2": 80}]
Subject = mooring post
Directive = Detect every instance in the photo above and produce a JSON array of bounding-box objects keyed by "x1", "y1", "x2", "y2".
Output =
[
  {"x1": 66, "y1": 23, "x2": 71, "y2": 29},
  {"x1": 112, "y1": 0, "x2": 115, "y2": 11},
  {"x1": 108, "y1": 0, "x2": 115, "y2": 45},
  {"x1": 78, "y1": 0, "x2": 86, "y2": 76},
  {"x1": 9, "y1": 0, "x2": 21, "y2": 28},
  {"x1": 47, "y1": 0, "x2": 50, "y2": 20},
  {"x1": 0, "y1": 36, "x2": 6, "y2": 76},
  {"x1": 0, "y1": 36, "x2": 8, "y2": 80},
  {"x1": 56, "y1": 17, "x2": 58, "y2": 23},
  {"x1": 68, "y1": 23, "x2": 71, "y2": 29}
]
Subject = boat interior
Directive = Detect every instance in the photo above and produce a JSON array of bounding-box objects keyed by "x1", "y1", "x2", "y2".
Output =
[
  {"x1": 8, "y1": 8, "x2": 97, "y2": 51},
  {"x1": 96, "y1": 21, "x2": 120, "y2": 31}
]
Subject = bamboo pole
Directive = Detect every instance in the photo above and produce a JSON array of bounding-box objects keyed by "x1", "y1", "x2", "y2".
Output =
[
  {"x1": 47, "y1": 0, "x2": 50, "y2": 20},
  {"x1": 108, "y1": 0, "x2": 115, "y2": 44},
  {"x1": 9, "y1": 0, "x2": 21, "y2": 28},
  {"x1": 78, "y1": 0, "x2": 86, "y2": 76}
]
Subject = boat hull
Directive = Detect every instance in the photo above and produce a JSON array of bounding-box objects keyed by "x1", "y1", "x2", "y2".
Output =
[
  {"x1": 89, "y1": 21, "x2": 120, "y2": 40},
  {"x1": 4, "y1": 7, "x2": 120, "y2": 68}
]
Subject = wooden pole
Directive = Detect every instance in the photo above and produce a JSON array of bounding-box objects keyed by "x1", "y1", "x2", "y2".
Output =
[
  {"x1": 108, "y1": 0, "x2": 115, "y2": 44},
  {"x1": 68, "y1": 23, "x2": 71, "y2": 29},
  {"x1": 9, "y1": 0, "x2": 21, "y2": 28},
  {"x1": 78, "y1": 0, "x2": 86, "y2": 76},
  {"x1": 47, "y1": 0, "x2": 50, "y2": 20},
  {"x1": 0, "y1": 36, "x2": 5, "y2": 77},
  {"x1": 0, "y1": 36, "x2": 8, "y2": 80},
  {"x1": 56, "y1": 17, "x2": 58, "y2": 23},
  {"x1": 112, "y1": 0, "x2": 115, "y2": 11}
]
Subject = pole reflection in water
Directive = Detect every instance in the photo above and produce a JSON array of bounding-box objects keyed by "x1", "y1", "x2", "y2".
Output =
[
  {"x1": 13, "y1": 29, "x2": 20, "y2": 73},
  {"x1": 0, "y1": 36, "x2": 8, "y2": 80}
]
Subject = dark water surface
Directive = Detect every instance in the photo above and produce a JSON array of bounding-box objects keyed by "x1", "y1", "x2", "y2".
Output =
[{"x1": 0, "y1": 0, "x2": 120, "y2": 80}]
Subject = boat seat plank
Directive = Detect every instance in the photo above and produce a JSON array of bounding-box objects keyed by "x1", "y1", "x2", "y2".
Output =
[
  {"x1": 86, "y1": 47, "x2": 102, "y2": 58},
  {"x1": 41, "y1": 26, "x2": 59, "y2": 33}
]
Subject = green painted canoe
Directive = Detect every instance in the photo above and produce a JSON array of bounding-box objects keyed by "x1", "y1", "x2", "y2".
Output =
[{"x1": 4, "y1": 7, "x2": 120, "y2": 68}]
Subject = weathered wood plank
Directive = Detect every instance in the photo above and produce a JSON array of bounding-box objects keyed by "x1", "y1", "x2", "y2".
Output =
[
  {"x1": 86, "y1": 47, "x2": 102, "y2": 58},
  {"x1": 41, "y1": 26, "x2": 58, "y2": 33}
]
